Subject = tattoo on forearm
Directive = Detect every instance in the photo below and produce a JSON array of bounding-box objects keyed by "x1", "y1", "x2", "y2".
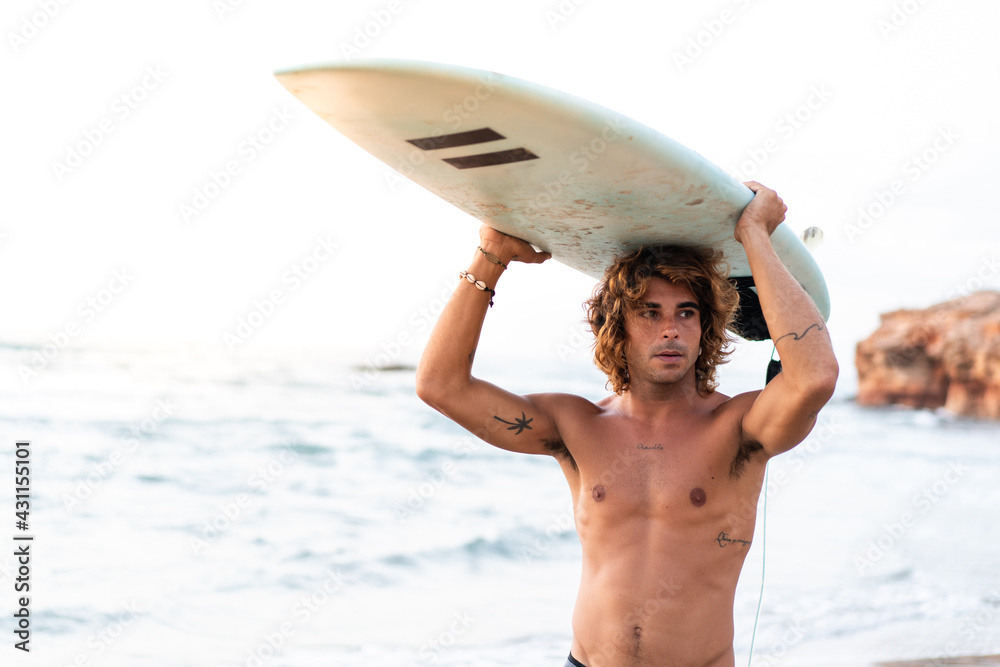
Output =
[
  {"x1": 494, "y1": 412, "x2": 533, "y2": 435},
  {"x1": 716, "y1": 531, "x2": 751, "y2": 548},
  {"x1": 774, "y1": 323, "x2": 824, "y2": 345}
]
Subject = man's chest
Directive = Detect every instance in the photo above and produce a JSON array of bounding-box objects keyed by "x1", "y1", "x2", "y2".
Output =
[{"x1": 566, "y1": 417, "x2": 749, "y2": 519}]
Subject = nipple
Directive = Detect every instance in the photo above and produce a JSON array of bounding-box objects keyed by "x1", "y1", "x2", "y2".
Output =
[
  {"x1": 592, "y1": 485, "x2": 606, "y2": 502},
  {"x1": 689, "y1": 487, "x2": 706, "y2": 507}
]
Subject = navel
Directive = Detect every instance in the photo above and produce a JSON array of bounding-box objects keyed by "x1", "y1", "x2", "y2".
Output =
[
  {"x1": 593, "y1": 485, "x2": 606, "y2": 502},
  {"x1": 689, "y1": 487, "x2": 707, "y2": 507}
]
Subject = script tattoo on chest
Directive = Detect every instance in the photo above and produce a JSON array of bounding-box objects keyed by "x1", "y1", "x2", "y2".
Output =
[
  {"x1": 636, "y1": 443, "x2": 663, "y2": 450},
  {"x1": 715, "y1": 531, "x2": 751, "y2": 548}
]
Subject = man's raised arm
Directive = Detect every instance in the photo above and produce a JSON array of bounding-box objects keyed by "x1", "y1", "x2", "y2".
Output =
[
  {"x1": 736, "y1": 182, "x2": 839, "y2": 457},
  {"x1": 415, "y1": 225, "x2": 560, "y2": 456}
]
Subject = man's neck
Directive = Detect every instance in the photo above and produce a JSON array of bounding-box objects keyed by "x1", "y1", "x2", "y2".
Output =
[{"x1": 616, "y1": 376, "x2": 707, "y2": 424}]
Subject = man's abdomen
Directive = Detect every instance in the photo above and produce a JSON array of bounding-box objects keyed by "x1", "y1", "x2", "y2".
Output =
[{"x1": 570, "y1": 518, "x2": 748, "y2": 666}]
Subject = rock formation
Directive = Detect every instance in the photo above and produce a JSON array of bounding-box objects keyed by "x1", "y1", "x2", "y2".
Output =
[{"x1": 855, "y1": 291, "x2": 1000, "y2": 419}]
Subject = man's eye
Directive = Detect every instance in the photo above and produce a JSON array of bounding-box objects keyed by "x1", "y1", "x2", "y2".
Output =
[
  {"x1": 680, "y1": 310, "x2": 695, "y2": 318},
  {"x1": 640, "y1": 311, "x2": 657, "y2": 319}
]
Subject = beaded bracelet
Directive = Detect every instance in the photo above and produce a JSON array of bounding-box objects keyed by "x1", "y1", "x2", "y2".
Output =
[
  {"x1": 459, "y1": 270, "x2": 496, "y2": 307},
  {"x1": 477, "y1": 246, "x2": 508, "y2": 269}
]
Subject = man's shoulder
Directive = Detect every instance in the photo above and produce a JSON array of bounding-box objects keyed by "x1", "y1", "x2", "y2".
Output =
[
  {"x1": 520, "y1": 392, "x2": 606, "y2": 473},
  {"x1": 703, "y1": 389, "x2": 766, "y2": 441},
  {"x1": 525, "y1": 391, "x2": 609, "y2": 417},
  {"x1": 708, "y1": 388, "x2": 763, "y2": 417}
]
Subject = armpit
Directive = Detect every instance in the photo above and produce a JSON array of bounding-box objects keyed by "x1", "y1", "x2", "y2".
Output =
[
  {"x1": 542, "y1": 437, "x2": 577, "y2": 472},
  {"x1": 730, "y1": 437, "x2": 763, "y2": 478}
]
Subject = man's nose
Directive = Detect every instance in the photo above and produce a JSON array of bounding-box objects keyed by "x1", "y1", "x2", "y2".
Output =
[{"x1": 660, "y1": 316, "x2": 680, "y2": 338}]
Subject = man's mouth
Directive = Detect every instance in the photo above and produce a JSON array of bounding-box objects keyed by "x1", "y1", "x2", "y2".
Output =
[{"x1": 655, "y1": 350, "x2": 684, "y2": 360}]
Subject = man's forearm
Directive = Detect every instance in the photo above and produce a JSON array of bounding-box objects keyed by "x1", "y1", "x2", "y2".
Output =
[
  {"x1": 740, "y1": 228, "x2": 838, "y2": 392},
  {"x1": 415, "y1": 243, "x2": 508, "y2": 403}
]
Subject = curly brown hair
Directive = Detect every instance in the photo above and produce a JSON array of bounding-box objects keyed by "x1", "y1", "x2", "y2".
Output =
[{"x1": 585, "y1": 245, "x2": 740, "y2": 395}]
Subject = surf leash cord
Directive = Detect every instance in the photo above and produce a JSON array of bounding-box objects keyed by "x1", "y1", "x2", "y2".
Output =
[{"x1": 747, "y1": 462, "x2": 768, "y2": 666}]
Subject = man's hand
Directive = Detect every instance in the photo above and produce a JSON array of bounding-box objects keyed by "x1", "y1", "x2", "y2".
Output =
[
  {"x1": 479, "y1": 224, "x2": 552, "y2": 265},
  {"x1": 734, "y1": 181, "x2": 787, "y2": 245}
]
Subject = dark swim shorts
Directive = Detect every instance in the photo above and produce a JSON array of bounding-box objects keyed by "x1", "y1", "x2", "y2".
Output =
[{"x1": 564, "y1": 653, "x2": 587, "y2": 667}]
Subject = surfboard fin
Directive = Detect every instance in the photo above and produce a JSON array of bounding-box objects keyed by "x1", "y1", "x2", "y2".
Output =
[
  {"x1": 799, "y1": 226, "x2": 825, "y2": 250},
  {"x1": 765, "y1": 346, "x2": 782, "y2": 385},
  {"x1": 729, "y1": 276, "x2": 770, "y2": 341},
  {"x1": 766, "y1": 357, "x2": 783, "y2": 385}
]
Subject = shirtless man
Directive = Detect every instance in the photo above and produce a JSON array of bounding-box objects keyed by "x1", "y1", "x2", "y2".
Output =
[{"x1": 415, "y1": 182, "x2": 838, "y2": 667}]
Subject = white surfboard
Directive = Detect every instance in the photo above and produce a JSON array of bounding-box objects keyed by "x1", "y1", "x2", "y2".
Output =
[{"x1": 274, "y1": 59, "x2": 830, "y2": 340}]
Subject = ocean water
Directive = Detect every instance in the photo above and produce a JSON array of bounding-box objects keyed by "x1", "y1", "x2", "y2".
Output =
[{"x1": 2, "y1": 342, "x2": 999, "y2": 667}]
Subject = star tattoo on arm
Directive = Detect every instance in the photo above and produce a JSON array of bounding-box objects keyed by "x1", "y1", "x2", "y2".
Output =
[{"x1": 494, "y1": 412, "x2": 534, "y2": 435}]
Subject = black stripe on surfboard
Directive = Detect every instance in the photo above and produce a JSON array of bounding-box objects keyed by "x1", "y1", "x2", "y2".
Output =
[
  {"x1": 443, "y1": 148, "x2": 539, "y2": 169},
  {"x1": 406, "y1": 128, "x2": 505, "y2": 151}
]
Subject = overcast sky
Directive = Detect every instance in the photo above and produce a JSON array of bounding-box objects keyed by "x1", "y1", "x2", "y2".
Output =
[{"x1": 3, "y1": 0, "x2": 998, "y2": 377}]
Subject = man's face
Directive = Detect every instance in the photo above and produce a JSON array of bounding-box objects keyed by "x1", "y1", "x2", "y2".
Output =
[{"x1": 623, "y1": 278, "x2": 703, "y2": 388}]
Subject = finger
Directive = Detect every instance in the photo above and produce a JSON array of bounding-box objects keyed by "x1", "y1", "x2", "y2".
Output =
[
  {"x1": 524, "y1": 253, "x2": 552, "y2": 264},
  {"x1": 513, "y1": 250, "x2": 551, "y2": 264}
]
